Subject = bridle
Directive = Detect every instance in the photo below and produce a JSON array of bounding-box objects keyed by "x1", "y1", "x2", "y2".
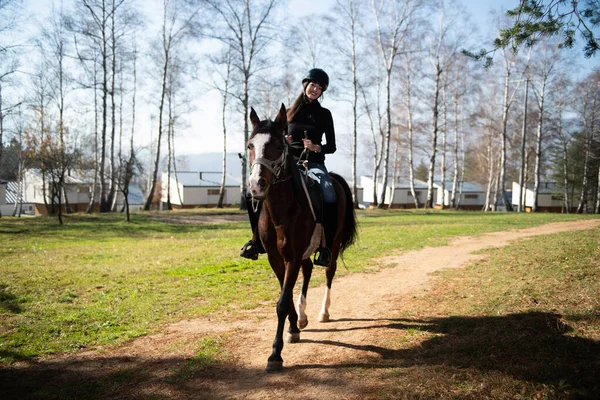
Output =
[{"x1": 250, "y1": 132, "x2": 290, "y2": 186}]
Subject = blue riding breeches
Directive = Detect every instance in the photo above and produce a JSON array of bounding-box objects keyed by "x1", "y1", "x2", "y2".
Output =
[{"x1": 305, "y1": 162, "x2": 337, "y2": 203}]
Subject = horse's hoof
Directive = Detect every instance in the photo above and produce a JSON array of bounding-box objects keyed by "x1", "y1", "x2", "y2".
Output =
[
  {"x1": 266, "y1": 360, "x2": 283, "y2": 372},
  {"x1": 298, "y1": 317, "x2": 308, "y2": 330},
  {"x1": 285, "y1": 332, "x2": 300, "y2": 343},
  {"x1": 318, "y1": 313, "x2": 330, "y2": 323}
]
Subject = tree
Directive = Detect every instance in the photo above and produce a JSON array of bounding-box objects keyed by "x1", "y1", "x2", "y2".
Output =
[
  {"x1": 465, "y1": 0, "x2": 600, "y2": 64},
  {"x1": 206, "y1": 0, "x2": 280, "y2": 210},
  {"x1": 144, "y1": 0, "x2": 202, "y2": 211},
  {"x1": 333, "y1": 0, "x2": 364, "y2": 209},
  {"x1": 67, "y1": 0, "x2": 120, "y2": 212},
  {"x1": 372, "y1": 0, "x2": 422, "y2": 208},
  {"x1": 574, "y1": 70, "x2": 600, "y2": 213},
  {"x1": 402, "y1": 48, "x2": 420, "y2": 208},
  {"x1": 207, "y1": 48, "x2": 234, "y2": 209},
  {"x1": 529, "y1": 41, "x2": 566, "y2": 212},
  {"x1": 0, "y1": 0, "x2": 23, "y2": 184},
  {"x1": 424, "y1": 0, "x2": 465, "y2": 209},
  {"x1": 497, "y1": 45, "x2": 526, "y2": 212}
]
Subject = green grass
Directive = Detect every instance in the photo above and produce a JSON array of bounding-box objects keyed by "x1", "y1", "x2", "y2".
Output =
[
  {"x1": 369, "y1": 226, "x2": 600, "y2": 399},
  {"x1": 0, "y1": 209, "x2": 597, "y2": 364}
]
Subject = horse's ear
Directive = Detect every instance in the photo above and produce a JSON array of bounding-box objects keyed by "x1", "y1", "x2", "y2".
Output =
[
  {"x1": 250, "y1": 107, "x2": 260, "y2": 128},
  {"x1": 274, "y1": 103, "x2": 287, "y2": 133}
]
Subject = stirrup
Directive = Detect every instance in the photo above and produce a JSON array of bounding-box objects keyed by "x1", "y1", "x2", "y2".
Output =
[
  {"x1": 313, "y1": 247, "x2": 331, "y2": 266},
  {"x1": 240, "y1": 240, "x2": 259, "y2": 260}
]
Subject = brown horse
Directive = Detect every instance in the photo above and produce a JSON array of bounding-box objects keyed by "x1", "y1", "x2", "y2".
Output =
[{"x1": 247, "y1": 104, "x2": 358, "y2": 372}]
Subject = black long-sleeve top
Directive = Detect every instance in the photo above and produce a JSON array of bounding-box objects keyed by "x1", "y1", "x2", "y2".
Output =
[{"x1": 287, "y1": 99, "x2": 336, "y2": 164}]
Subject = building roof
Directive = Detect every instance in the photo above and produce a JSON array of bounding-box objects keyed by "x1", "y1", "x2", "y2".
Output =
[
  {"x1": 524, "y1": 181, "x2": 557, "y2": 194},
  {"x1": 4, "y1": 181, "x2": 21, "y2": 204},
  {"x1": 167, "y1": 171, "x2": 242, "y2": 187},
  {"x1": 434, "y1": 181, "x2": 486, "y2": 193},
  {"x1": 27, "y1": 168, "x2": 95, "y2": 185}
]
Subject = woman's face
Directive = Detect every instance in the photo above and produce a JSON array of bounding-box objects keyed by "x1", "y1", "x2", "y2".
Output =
[{"x1": 305, "y1": 81, "x2": 323, "y2": 101}]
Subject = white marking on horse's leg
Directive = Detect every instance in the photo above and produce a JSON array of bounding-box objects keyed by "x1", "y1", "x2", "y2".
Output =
[
  {"x1": 318, "y1": 287, "x2": 331, "y2": 323},
  {"x1": 297, "y1": 293, "x2": 308, "y2": 329}
]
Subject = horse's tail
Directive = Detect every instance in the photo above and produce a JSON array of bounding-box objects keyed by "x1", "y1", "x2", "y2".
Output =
[{"x1": 329, "y1": 172, "x2": 358, "y2": 253}]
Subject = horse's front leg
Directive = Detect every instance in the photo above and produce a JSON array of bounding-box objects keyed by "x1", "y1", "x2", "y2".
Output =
[
  {"x1": 267, "y1": 260, "x2": 301, "y2": 372},
  {"x1": 296, "y1": 258, "x2": 313, "y2": 329}
]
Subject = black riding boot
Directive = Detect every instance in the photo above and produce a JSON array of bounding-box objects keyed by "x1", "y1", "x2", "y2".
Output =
[
  {"x1": 314, "y1": 202, "x2": 337, "y2": 266},
  {"x1": 240, "y1": 194, "x2": 265, "y2": 260}
]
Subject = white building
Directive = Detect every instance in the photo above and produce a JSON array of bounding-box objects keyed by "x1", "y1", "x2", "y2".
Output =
[
  {"x1": 512, "y1": 181, "x2": 565, "y2": 212},
  {"x1": 0, "y1": 180, "x2": 36, "y2": 216},
  {"x1": 161, "y1": 171, "x2": 243, "y2": 208},
  {"x1": 360, "y1": 176, "x2": 486, "y2": 209},
  {"x1": 360, "y1": 176, "x2": 430, "y2": 208},
  {"x1": 1, "y1": 170, "x2": 144, "y2": 215},
  {"x1": 434, "y1": 181, "x2": 486, "y2": 210}
]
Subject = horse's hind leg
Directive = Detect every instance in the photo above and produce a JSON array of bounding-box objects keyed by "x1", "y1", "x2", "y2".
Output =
[
  {"x1": 296, "y1": 258, "x2": 313, "y2": 330},
  {"x1": 319, "y1": 259, "x2": 337, "y2": 323}
]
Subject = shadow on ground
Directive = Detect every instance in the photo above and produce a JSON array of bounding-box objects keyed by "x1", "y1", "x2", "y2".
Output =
[{"x1": 1, "y1": 311, "x2": 598, "y2": 399}]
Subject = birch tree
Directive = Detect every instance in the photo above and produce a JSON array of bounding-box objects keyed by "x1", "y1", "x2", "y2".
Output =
[
  {"x1": 205, "y1": 0, "x2": 279, "y2": 210},
  {"x1": 334, "y1": 0, "x2": 364, "y2": 208},
  {"x1": 372, "y1": 0, "x2": 421, "y2": 208},
  {"x1": 403, "y1": 49, "x2": 419, "y2": 208},
  {"x1": 575, "y1": 71, "x2": 600, "y2": 213},
  {"x1": 522, "y1": 40, "x2": 566, "y2": 212},
  {"x1": 143, "y1": 0, "x2": 202, "y2": 210},
  {"x1": 497, "y1": 46, "x2": 524, "y2": 211},
  {"x1": 424, "y1": 0, "x2": 462, "y2": 209},
  {"x1": 517, "y1": 76, "x2": 529, "y2": 212},
  {"x1": 0, "y1": 0, "x2": 23, "y2": 188}
]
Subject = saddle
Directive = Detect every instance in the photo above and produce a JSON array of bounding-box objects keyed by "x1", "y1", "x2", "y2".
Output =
[{"x1": 290, "y1": 160, "x2": 323, "y2": 222}]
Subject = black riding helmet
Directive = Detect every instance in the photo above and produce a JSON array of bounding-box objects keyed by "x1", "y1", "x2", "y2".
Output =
[{"x1": 302, "y1": 68, "x2": 329, "y2": 91}]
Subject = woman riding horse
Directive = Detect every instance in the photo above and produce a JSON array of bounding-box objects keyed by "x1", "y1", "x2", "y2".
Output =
[
  {"x1": 241, "y1": 68, "x2": 337, "y2": 267},
  {"x1": 245, "y1": 103, "x2": 357, "y2": 372}
]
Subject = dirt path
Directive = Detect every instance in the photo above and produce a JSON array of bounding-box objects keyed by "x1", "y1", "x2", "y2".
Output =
[{"x1": 4, "y1": 219, "x2": 600, "y2": 400}]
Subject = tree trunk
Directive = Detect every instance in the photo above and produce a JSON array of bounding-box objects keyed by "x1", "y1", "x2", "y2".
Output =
[
  {"x1": 483, "y1": 129, "x2": 494, "y2": 211},
  {"x1": 532, "y1": 79, "x2": 546, "y2": 213},
  {"x1": 518, "y1": 78, "x2": 529, "y2": 212},
  {"x1": 351, "y1": 9, "x2": 359, "y2": 209},
  {"x1": 440, "y1": 73, "x2": 448, "y2": 210},
  {"x1": 559, "y1": 121, "x2": 570, "y2": 213},
  {"x1": 99, "y1": 4, "x2": 110, "y2": 212},
  {"x1": 405, "y1": 58, "x2": 419, "y2": 208},
  {"x1": 107, "y1": 0, "x2": 118, "y2": 210},
  {"x1": 450, "y1": 88, "x2": 460, "y2": 208},
  {"x1": 426, "y1": 62, "x2": 442, "y2": 209},
  {"x1": 378, "y1": 67, "x2": 393, "y2": 208},
  {"x1": 144, "y1": 46, "x2": 169, "y2": 211},
  {"x1": 576, "y1": 95, "x2": 595, "y2": 213},
  {"x1": 240, "y1": 73, "x2": 249, "y2": 210},
  {"x1": 217, "y1": 52, "x2": 232, "y2": 209},
  {"x1": 87, "y1": 62, "x2": 99, "y2": 214},
  {"x1": 499, "y1": 62, "x2": 513, "y2": 211}
]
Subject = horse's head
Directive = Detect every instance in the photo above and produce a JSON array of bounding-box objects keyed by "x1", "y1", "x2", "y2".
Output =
[{"x1": 247, "y1": 104, "x2": 288, "y2": 200}]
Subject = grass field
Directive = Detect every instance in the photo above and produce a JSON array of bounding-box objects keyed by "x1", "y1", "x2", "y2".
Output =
[{"x1": 0, "y1": 209, "x2": 598, "y2": 369}]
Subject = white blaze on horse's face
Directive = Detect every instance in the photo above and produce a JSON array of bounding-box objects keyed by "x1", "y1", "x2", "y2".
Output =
[{"x1": 248, "y1": 133, "x2": 271, "y2": 198}]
